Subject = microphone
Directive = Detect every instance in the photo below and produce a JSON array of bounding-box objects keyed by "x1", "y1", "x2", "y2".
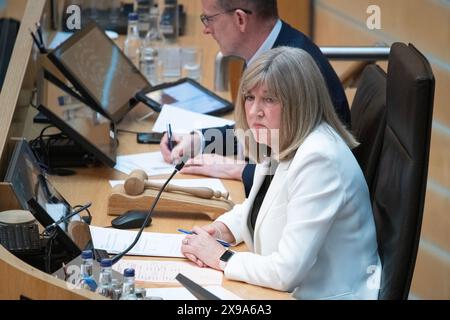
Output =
[
  {"x1": 111, "y1": 155, "x2": 190, "y2": 265},
  {"x1": 45, "y1": 202, "x2": 92, "y2": 232}
]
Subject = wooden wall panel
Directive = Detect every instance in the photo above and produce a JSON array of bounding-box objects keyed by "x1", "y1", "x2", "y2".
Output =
[
  {"x1": 411, "y1": 244, "x2": 450, "y2": 299},
  {"x1": 428, "y1": 130, "x2": 450, "y2": 190},
  {"x1": 422, "y1": 189, "x2": 450, "y2": 253},
  {"x1": 314, "y1": 0, "x2": 450, "y2": 299}
]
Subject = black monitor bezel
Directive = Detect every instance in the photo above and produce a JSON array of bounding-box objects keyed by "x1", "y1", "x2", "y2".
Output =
[{"x1": 47, "y1": 21, "x2": 151, "y2": 123}]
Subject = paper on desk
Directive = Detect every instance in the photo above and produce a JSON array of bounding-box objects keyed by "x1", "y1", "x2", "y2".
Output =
[
  {"x1": 89, "y1": 226, "x2": 184, "y2": 258},
  {"x1": 114, "y1": 152, "x2": 174, "y2": 176},
  {"x1": 112, "y1": 259, "x2": 223, "y2": 286},
  {"x1": 152, "y1": 105, "x2": 235, "y2": 133},
  {"x1": 146, "y1": 286, "x2": 242, "y2": 300}
]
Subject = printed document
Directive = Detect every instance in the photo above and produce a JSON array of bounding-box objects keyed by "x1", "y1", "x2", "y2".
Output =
[
  {"x1": 113, "y1": 259, "x2": 223, "y2": 285},
  {"x1": 114, "y1": 151, "x2": 174, "y2": 176},
  {"x1": 152, "y1": 105, "x2": 234, "y2": 133},
  {"x1": 89, "y1": 226, "x2": 184, "y2": 258}
]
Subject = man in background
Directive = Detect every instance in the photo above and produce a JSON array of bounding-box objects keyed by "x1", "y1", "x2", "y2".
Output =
[{"x1": 161, "y1": 0, "x2": 350, "y2": 196}]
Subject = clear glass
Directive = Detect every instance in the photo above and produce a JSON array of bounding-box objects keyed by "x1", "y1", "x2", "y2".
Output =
[
  {"x1": 140, "y1": 4, "x2": 165, "y2": 85},
  {"x1": 181, "y1": 47, "x2": 203, "y2": 83},
  {"x1": 124, "y1": 16, "x2": 142, "y2": 67},
  {"x1": 161, "y1": 45, "x2": 181, "y2": 82}
]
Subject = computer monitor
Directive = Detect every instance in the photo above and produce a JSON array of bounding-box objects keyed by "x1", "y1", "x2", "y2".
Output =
[
  {"x1": 4, "y1": 140, "x2": 82, "y2": 256},
  {"x1": 47, "y1": 21, "x2": 151, "y2": 123},
  {"x1": 38, "y1": 71, "x2": 117, "y2": 168}
]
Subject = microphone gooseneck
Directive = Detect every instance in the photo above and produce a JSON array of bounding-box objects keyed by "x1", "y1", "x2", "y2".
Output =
[
  {"x1": 45, "y1": 202, "x2": 92, "y2": 232},
  {"x1": 111, "y1": 156, "x2": 189, "y2": 265}
]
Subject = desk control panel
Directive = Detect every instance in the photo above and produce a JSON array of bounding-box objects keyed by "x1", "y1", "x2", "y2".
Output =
[{"x1": 0, "y1": 223, "x2": 41, "y2": 253}]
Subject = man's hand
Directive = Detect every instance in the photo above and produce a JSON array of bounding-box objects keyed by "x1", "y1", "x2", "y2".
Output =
[{"x1": 181, "y1": 154, "x2": 246, "y2": 181}]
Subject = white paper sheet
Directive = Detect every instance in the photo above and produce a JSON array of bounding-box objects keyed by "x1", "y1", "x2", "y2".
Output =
[
  {"x1": 146, "y1": 286, "x2": 242, "y2": 300},
  {"x1": 89, "y1": 226, "x2": 184, "y2": 258},
  {"x1": 114, "y1": 152, "x2": 174, "y2": 176},
  {"x1": 152, "y1": 105, "x2": 235, "y2": 133},
  {"x1": 112, "y1": 259, "x2": 223, "y2": 286}
]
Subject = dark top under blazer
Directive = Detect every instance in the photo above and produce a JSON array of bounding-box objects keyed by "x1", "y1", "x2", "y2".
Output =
[{"x1": 203, "y1": 21, "x2": 350, "y2": 197}]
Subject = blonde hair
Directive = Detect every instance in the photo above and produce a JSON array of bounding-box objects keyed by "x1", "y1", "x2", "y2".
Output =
[{"x1": 235, "y1": 46, "x2": 358, "y2": 162}]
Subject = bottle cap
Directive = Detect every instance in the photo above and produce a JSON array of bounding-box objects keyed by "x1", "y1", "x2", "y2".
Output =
[
  {"x1": 124, "y1": 268, "x2": 135, "y2": 277},
  {"x1": 100, "y1": 258, "x2": 112, "y2": 267},
  {"x1": 81, "y1": 250, "x2": 93, "y2": 260},
  {"x1": 128, "y1": 12, "x2": 139, "y2": 21}
]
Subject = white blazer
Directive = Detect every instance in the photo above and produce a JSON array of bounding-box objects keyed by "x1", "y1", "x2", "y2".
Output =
[{"x1": 216, "y1": 123, "x2": 381, "y2": 300}]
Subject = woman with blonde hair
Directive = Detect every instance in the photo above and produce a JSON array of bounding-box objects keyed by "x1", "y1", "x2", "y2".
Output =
[{"x1": 181, "y1": 47, "x2": 381, "y2": 300}]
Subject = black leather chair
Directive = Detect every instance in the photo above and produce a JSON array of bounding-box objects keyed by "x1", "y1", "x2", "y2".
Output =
[
  {"x1": 371, "y1": 43, "x2": 435, "y2": 299},
  {"x1": 351, "y1": 64, "x2": 387, "y2": 196}
]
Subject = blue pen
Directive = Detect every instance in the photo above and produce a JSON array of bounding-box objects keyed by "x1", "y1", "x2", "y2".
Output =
[
  {"x1": 167, "y1": 123, "x2": 174, "y2": 151},
  {"x1": 177, "y1": 228, "x2": 230, "y2": 248}
]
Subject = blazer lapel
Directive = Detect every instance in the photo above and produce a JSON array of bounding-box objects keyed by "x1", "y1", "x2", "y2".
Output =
[
  {"x1": 240, "y1": 160, "x2": 272, "y2": 251},
  {"x1": 253, "y1": 159, "x2": 292, "y2": 252}
]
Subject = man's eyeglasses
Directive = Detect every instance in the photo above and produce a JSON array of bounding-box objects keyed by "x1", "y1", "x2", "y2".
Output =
[{"x1": 200, "y1": 8, "x2": 253, "y2": 27}]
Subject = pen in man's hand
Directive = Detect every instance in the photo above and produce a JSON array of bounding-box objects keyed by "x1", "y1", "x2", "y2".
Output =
[
  {"x1": 167, "y1": 123, "x2": 174, "y2": 151},
  {"x1": 177, "y1": 228, "x2": 230, "y2": 247}
]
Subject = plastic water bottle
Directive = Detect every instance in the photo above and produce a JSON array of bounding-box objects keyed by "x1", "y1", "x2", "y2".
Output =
[
  {"x1": 120, "y1": 268, "x2": 138, "y2": 300},
  {"x1": 140, "y1": 4, "x2": 165, "y2": 85},
  {"x1": 79, "y1": 250, "x2": 97, "y2": 292},
  {"x1": 124, "y1": 12, "x2": 141, "y2": 67},
  {"x1": 135, "y1": 0, "x2": 153, "y2": 38},
  {"x1": 97, "y1": 258, "x2": 113, "y2": 298},
  {"x1": 160, "y1": 0, "x2": 179, "y2": 42}
]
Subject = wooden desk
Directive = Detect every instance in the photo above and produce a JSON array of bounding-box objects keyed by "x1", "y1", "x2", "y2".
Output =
[{"x1": 44, "y1": 99, "x2": 288, "y2": 300}]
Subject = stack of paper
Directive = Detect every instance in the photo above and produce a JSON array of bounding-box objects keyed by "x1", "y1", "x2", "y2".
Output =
[
  {"x1": 89, "y1": 226, "x2": 184, "y2": 258},
  {"x1": 114, "y1": 151, "x2": 174, "y2": 176},
  {"x1": 152, "y1": 105, "x2": 235, "y2": 134}
]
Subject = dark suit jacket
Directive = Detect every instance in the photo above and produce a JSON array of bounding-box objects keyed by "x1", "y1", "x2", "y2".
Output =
[{"x1": 203, "y1": 21, "x2": 350, "y2": 197}]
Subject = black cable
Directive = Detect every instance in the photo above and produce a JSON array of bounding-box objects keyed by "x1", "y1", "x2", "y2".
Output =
[
  {"x1": 111, "y1": 168, "x2": 179, "y2": 265},
  {"x1": 44, "y1": 229, "x2": 57, "y2": 273},
  {"x1": 73, "y1": 204, "x2": 92, "y2": 225}
]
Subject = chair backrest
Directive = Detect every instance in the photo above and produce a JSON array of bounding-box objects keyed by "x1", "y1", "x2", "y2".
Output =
[
  {"x1": 351, "y1": 64, "x2": 387, "y2": 195},
  {"x1": 372, "y1": 43, "x2": 435, "y2": 300}
]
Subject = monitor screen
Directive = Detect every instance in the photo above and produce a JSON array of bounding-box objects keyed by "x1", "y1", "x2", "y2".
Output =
[
  {"x1": 38, "y1": 73, "x2": 117, "y2": 168},
  {"x1": 48, "y1": 22, "x2": 151, "y2": 123},
  {"x1": 5, "y1": 140, "x2": 83, "y2": 255},
  {"x1": 143, "y1": 78, "x2": 232, "y2": 114},
  {"x1": 5, "y1": 140, "x2": 74, "y2": 225}
]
